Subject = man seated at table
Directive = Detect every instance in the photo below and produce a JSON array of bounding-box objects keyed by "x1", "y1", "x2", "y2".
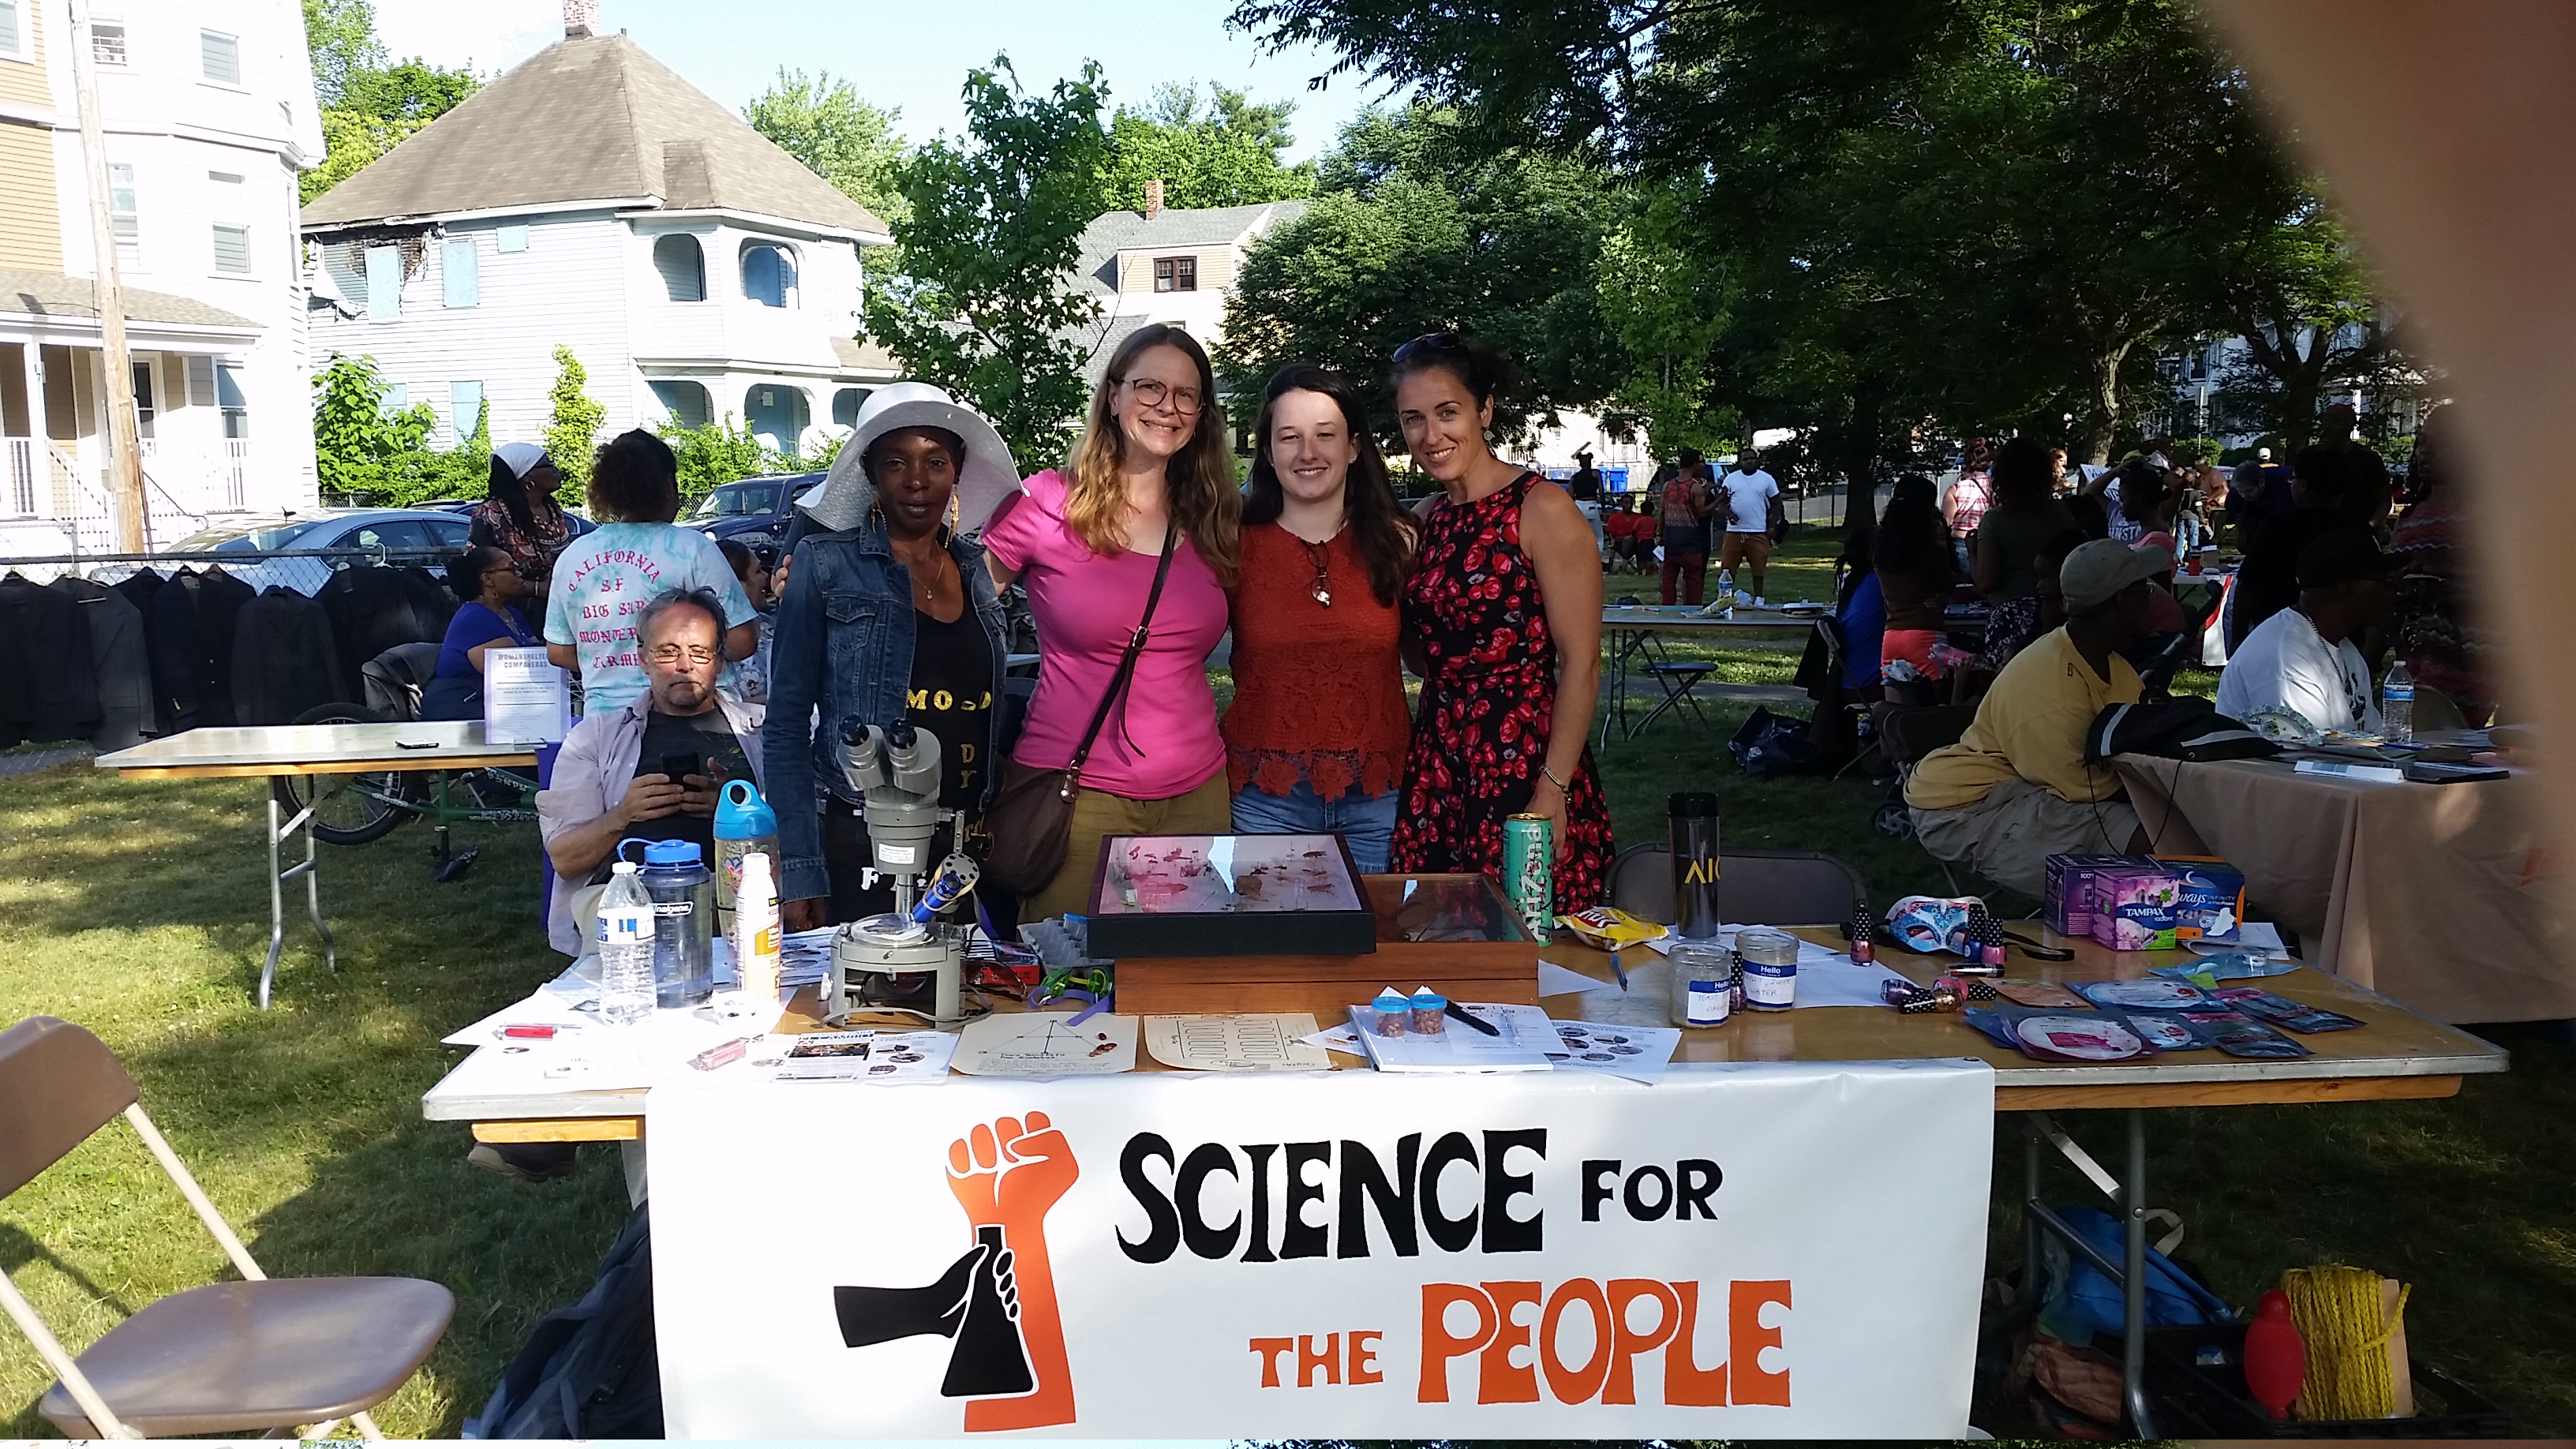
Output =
[
  {"x1": 1904, "y1": 538, "x2": 2162, "y2": 897},
  {"x1": 2215, "y1": 527, "x2": 2399, "y2": 736},
  {"x1": 537, "y1": 586, "x2": 769, "y2": 959}
]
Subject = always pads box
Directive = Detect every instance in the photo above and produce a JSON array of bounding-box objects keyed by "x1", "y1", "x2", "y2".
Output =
[
  {"x1": 2152, "y1": 856, "x2": 2246, "y2": 943},
  {"x1": 2044, "y1": 853, "x2": 2144, "y2": 937}
]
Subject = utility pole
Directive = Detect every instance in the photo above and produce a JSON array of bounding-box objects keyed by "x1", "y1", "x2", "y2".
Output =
[{"x1": 69, "y1": 0, "x2": 145, "y2": 552}]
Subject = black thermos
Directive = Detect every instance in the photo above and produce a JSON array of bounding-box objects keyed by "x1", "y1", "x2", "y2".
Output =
[{"x1": 1669, "y1": 791, "x2": 1721, "y2": 938}]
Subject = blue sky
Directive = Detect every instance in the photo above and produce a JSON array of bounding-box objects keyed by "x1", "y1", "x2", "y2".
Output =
[{"x1": 373, "y1": 0, "x2": 1398, "y2": 161}]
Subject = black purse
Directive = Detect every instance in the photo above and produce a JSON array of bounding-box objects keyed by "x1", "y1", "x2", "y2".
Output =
[{"x1": 981, "y1": 526, "x2": 1180, "y2": 895}]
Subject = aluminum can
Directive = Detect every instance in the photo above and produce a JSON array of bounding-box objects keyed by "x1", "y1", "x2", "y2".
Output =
[{"x1": 1503, "y1": 812, "x2": 1554, "y2": 941}]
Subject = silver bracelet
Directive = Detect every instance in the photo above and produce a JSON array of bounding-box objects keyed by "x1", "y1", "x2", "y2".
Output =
[{"x1": 1539, "y1": 762, "x2": 1570, "y2": 791}]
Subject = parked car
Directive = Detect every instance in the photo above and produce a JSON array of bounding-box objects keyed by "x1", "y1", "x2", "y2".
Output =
[
  {"x1": 168, "y1": 509, "x2": 480, "y2": 593},
  {"x1": 410, "y1": 499, "x2": 601, "y2": 540},
  {"x1": 685, "y1": 472, "x2": 824, "y2": 552}
]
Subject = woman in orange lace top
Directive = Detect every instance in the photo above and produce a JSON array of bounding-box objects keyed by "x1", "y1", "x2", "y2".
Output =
[{"x1": 1220, "y1": 364, "x2": 1415, "y2": 871}]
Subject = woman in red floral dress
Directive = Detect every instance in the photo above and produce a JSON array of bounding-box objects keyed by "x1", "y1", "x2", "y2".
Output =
[{"x1": 1387, "y1": 333, "x2": 1613, "y2": 910}]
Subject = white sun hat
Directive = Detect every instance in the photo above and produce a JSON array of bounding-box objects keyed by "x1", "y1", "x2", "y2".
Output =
[{"x1": 804, "y1": 382, "x2": 1021, "y2": 536}]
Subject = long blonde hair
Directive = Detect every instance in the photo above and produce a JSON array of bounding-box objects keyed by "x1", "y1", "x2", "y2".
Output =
[{"x1": 1065, "y1": 324, "x2": 1240, "y2": 585}]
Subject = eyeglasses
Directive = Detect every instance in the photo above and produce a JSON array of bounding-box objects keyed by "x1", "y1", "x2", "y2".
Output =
[
  {"x1": 1120, "y1": 376, "x2": 1203, "y2": 416},
  {"x1": 648, "y1": 644, "x2": 719, "y2": 667},
  {"x1": 1391, "y1": 330, "x2": 1467, "y2": 364}
]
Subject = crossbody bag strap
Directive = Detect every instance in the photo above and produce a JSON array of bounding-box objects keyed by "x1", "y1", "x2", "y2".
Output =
[{"x1": 1058, "y1": 524, "x2": 1181, "y2": 792}]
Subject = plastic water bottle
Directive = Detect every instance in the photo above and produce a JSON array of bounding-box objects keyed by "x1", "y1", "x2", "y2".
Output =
[
  {"x1": 597, "y1": 862, "x2": 657, "y2": 1025},
  {"x1": 713, "y1": 779, "x2": 781, "y2": 938},
  {"x1": 734, "y1": 852, "x2": 781, "y2": 1002},
  {"x1": 2382, "y1": 660, "x2": 2414, "y2": 744}
]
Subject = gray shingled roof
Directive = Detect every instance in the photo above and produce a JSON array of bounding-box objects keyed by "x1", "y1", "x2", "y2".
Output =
[
  {"x1": 1072, "y1": 199, "x2": 1310, "y2": 296},
  {"x1": 0, "y1": 268, "x2": 257, "y2": 329},
  {"x1": 301, "y1": 33, "x2": 887, "y2": 238},
  {"x1": 829, "y1": 335, "x2": 901, "y2": 376}
]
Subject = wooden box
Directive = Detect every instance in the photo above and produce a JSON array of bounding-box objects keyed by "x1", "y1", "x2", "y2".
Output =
[
  {"x1": 1084, "y1": 833, "x2": 1376, "y2": 958},
  {"x1": 1114, "y1": 874, "x2": 1540, "y2": 1020}
]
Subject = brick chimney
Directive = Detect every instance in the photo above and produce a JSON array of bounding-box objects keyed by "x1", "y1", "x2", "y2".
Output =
[
  {"x1": 1144, "y1": 178, "x2": 1164, "y2": 219},
  {"x1": 564, "y1": 0, "x2": 599, "y2": 38}
]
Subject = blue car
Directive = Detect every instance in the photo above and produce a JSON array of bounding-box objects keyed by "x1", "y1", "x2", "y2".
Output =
[{"x1": 686, "y1": 472, "x2": 825, "y2": 552}]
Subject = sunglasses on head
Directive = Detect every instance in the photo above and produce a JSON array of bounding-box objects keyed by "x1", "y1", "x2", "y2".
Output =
[{"x1": 1391, "y1": 330, "x2": 1467, "y2": 364}]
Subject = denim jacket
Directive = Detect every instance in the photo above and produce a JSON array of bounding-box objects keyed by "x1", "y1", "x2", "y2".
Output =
[{"x1": 761, "y1": 500, "x2": 1010, "y2": 904}]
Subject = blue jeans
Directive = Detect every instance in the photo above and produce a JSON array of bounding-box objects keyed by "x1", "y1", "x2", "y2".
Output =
[{"x1": 1230, "y1": 781, "x2": 1400, "y2": 874}]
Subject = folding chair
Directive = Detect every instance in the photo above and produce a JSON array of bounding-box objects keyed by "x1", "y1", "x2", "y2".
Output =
[
  {"x1": 1606, "y1": 843, "x2": 1870, "y2": 924},
  {"x1": 1632, "y1": 658, "x2": 1717, "y2": 735},
  {"x1": 0, "y1": 1017, "x2": 454, "y2": 1440}
]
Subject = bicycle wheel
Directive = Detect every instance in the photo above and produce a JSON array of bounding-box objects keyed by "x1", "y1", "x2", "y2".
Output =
[{"x1": 269, "y1": 703, "x2": 416, "y2": 846}]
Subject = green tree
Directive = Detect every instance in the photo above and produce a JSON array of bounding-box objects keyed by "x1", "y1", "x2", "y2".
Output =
[
  {"x1": 863, "y1": 58, "x2": 1111, "y2": 468},
  {"x1": 299, "y1": 0, "x2": 480, "y2": 202},
  {"x1": 658, "y1": 415, "x2": 771, "y2": 498},
  {"x1": 545, "y1": 346, "x2": 608, "y2": 503},
  {"x1": 1231, "y1": 0, "x2": 2368, "y2": 472},
  {"x1": 310, "y1": 354, "x2": 489, "y2": 506},
  {"x1": 1594, "y1": 185, "x2": 1737, "y2": 458},
  {"x1": 301, "y1": 0, "x2": 382, "y2": 107},
  {"x1": 743, "y1": 69, "x2": 908, "y2": 225},
  {"x1": 1216, "y1": 104, "x2": 1625, "y2": 445},
  {"x1": 1101, "y1": 83, "x2": 1315, "y2": 211}
]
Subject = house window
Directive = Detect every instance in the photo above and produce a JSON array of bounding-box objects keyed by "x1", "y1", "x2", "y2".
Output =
[
  {"x1": 216, "y1": 363, "x2": 247, "y2": 438},
  {"x1": 653, "y1": 234, "x2": 705, "y2": 302},
  {"x1": 1153, "y1": 256, "x2": 1196, "y2": 293},
  {"x1": 185, "y1": 356, "x2": 215, "y2": 406},
  {"x1": 208, "y1": 170, "x2": 242, "y2": 185},
  {"x1": 108, "y1": 163, "x2": 137, "y2": 268},
  {"x1": 740, "y1": 242, "x2": 797, "y2": 309},
  {"x1": 651, "y1": 380, "x2": 712, "y2": 431},
  {"x1": 365, "y1": 244, "x2": 401, "y2": 320},
  {"x1": 441, "y1": 238, "x2": 477, "y2": 306},
  {"x1": 89, "y1": 19, "x2": 125, "y2": 66},
  {"x1": 832, "y1": 388, "x2": 870, "y2": 429},
  {"x1": 381, "y1": 382, "x2": 407, "y2": 416},
  {"x1": 743, "y1": 383, "x2": 808, "y2": 453},
  {"x1": 129, "y1": 359, "x2": 155, "y2": 440},
  {"x1": 450, "y1": 380, "x2": 484, "y2": 444},
  {"x1": 200, "y1": 28, "x2": 239, "y2": 84},
  {"x1": 0, "y1": 0, "x2": 26, "y2": 62},
  {"x1": 496, "y1": 224, "x2": 529, "y2": 253},
  {"x1": 211, "y1": 224, "x2": 251, "y2": 274}
]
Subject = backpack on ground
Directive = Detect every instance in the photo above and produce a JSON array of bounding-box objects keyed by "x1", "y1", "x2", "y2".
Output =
[{"x1": 463, "y1": 1204, "x2": 661, "y2": 1439}]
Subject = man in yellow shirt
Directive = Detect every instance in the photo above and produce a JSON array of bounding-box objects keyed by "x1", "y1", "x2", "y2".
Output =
[{"x1": 1905, "y1": 538, "x2": 2165, "y2": 895}]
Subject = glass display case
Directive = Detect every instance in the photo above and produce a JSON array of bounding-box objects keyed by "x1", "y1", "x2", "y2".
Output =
[{"x1": 1084, "y1": 833, "x2": 1376, "y2": 957}]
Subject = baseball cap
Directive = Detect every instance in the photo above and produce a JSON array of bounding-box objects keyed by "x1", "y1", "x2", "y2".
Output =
[
  {"x1": 2257, "y1": 446, "x2": 2272, "y2": 460},
  {"x1": 2060, "y1": 538, "x2": 2171, "y2": 611},
  {"x1": 2295, "y1": 526, "x2": 2402, "y2": 589}
]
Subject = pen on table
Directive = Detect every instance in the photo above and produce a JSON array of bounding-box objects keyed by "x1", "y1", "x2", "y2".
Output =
[
  {"x1": 1609, "y1": 948, "x2": 1629, "y2": 990},
  {"x1": 1444, "y1": 1002, "x2": 1500, "y2": 1036}
]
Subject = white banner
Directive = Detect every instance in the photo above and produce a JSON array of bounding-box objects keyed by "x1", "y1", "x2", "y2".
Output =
[{"x1": 649, "y1": 1058, "x2": 1994, "y2": 1438}]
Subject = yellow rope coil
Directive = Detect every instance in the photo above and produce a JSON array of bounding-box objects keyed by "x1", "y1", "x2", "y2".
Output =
[{"x1": 2282, "y1": 1265, "x2": 2410, "y2": 1420}]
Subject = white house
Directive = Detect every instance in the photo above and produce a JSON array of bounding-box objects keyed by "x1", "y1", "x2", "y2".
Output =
[
  {"x1": 1069, "y1": 186, "x2": 1308, "y2": 384},
  {"x1": 299, "y1": 6, "x2": 895, "y2": 469},
  {"x1": 0, "y1": 0, "x2": 323, "y2": 556}
]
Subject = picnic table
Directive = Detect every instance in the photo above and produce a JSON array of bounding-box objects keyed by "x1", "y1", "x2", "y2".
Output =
[{"x1": 1597, "y1": 604, "x2": 1820, "y2": 743}]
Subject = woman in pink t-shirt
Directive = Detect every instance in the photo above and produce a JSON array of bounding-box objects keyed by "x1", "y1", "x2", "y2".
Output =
[{"x1": 983, "y1": 324, "x2": 1241, "y2": 919}]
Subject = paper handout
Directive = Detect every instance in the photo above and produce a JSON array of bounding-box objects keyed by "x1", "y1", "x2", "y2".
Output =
[
  {"x1": 1144, "y1": 1014, "x2": 1331, "y2": 1072},
  {"x1": 953, "y1": 1012, "x2": 1139, "y2": 1076}
]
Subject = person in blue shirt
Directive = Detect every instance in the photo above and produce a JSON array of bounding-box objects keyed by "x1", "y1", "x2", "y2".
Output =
[{"x1": 421, "y1": 545, "x2": 541, "y2": 720}]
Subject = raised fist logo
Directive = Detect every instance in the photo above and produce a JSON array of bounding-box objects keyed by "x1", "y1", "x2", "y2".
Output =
[{"x1": 834, "y1": 1112, "x2": 1080, "y2": 1431}]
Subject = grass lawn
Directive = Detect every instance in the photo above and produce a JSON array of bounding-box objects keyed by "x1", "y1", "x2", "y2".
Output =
[{"x1": 0, "y1": 525, "x2": 2568, "y2": 1435}]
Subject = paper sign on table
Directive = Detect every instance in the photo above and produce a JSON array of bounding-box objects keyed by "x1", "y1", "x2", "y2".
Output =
[
  {"x1": 1537, "y1": 959, "x2": 1615, "y2": 995},
  {"x1": 1302, "y1": 1022, "x2": 1367, "y2": 1056},
  {"x1": 1543, "y1": 1020, "x2": 1680, "y2": 1084},
  {"x1": 747, "y1": 1028, "x2": 958, "y2": 1082},
  {"x1": 1143, "y1": 1014, "x2": 1331, "y2": 1072},
  {"x1": 953, "y1": 1012, "x2": 1137, "y2": 1076}
]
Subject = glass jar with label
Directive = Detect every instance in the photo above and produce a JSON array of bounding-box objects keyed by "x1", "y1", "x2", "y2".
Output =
[
  {"x1": 1668, "y1": 942, "x2": 1735, "y2": 1028},
  {"x1": 1736, "y1": 926, "x2": 1801, "y2": 1009}
]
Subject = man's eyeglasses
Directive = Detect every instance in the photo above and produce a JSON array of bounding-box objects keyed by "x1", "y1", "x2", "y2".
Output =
[
  {"x1": 1392, "y1": 330, "x2": 1467, "y2": 364},
  {"x1": 1121, "y1": 376, "x2": 1203, "y2": 416},
  {"x1": 648, "y1": 644, "x2": 719, "y2": 667}
]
